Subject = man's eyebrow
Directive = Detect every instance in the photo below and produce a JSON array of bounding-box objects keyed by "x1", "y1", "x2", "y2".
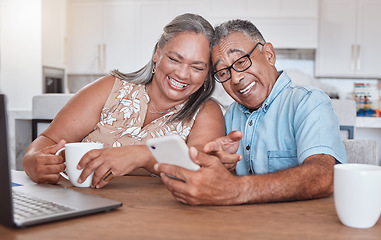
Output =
[
  {"x1": 213, "y1": 48, "x2": 245, "y2": 70},
  {"x1": 168, "y1": 51, "x2": 207, "y2": 67}
]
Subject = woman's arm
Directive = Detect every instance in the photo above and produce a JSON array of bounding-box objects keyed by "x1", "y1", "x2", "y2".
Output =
[
  {"x1": 77, "y1": 99, "x2": 226, "y2": 188},
  {"x1": 23, "y1": 75, "x2": 116, "y2": 183},
  {"x1": 187, "y1": 99, "x2": 225, "y2": 150},
  {"x1": 189, "y1": 100, "x2": 242, "y2": 171}
]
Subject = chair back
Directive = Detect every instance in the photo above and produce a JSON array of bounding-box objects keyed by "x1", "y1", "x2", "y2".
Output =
[
  {"x1": 32, "y1": 94, "x2": 73, "y2": 139},
  {"x1": 343, "y1": 139, "x2": 378, "y2": 165}
]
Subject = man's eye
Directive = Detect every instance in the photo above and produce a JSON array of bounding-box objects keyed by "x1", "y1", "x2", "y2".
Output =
[
  {"x1": 218, "y1": 70, "x2": 228, "y2": 77},
  {"x1": 237, "y1": 60, "x2": 246, "y2": 65},
  {"x1": 235, "y1": 59, "x2": 247, "y2": 67}
]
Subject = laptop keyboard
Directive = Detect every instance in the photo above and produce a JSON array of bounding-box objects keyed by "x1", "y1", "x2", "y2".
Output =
[{"x1": 13, "y1": 190, "x2": 74, "y2": 221}]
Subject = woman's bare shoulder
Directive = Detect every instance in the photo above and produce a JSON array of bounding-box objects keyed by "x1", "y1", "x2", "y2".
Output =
[
  {"x1": 201, "y1": 98, "x2": 223, "y2": 113},
  {"x1": 79, "y1": 75, "x2": 116, "y2": 93}
]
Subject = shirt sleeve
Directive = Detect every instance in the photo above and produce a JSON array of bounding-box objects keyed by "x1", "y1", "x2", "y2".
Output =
[{"x1": 293, "y1": 90, "x2": 347, "y2": 164}]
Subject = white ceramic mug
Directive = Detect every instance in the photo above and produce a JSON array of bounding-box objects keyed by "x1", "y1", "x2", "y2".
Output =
[
  {"x1": 334, "y1": 163, "x2": 381, "y2": 229},
  {"x1": 56, "y1": 142, "x2": 103, "y2": 187}
]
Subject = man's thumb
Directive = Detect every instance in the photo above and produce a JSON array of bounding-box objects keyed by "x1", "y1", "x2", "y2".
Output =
[
  {"x1": 228, "y1": 131, "x2": 243, "y2": 142},
  {"x1": 189, "y1": 146, "x2": 215, "y2": 168}
]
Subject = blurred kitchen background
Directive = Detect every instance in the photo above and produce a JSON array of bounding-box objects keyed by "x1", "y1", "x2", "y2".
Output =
[{"x1": 1, "y1": 0, "x2": 380, "y2": 169}]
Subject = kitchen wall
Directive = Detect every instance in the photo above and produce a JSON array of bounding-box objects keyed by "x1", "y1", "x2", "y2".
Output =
[
  {"x1": 0, "y1": 0, "x2": 43, "y2": 110},
  {"x1": 3, "y1": 0, "x2": 378, "y2": 108},
  {"x1": 275, "y1": 50, "x2": 380, "y2": 101},
  {"x1": 1, "y1": 0, "x2": 380, "y2": 109},
  {"x1": 0, "y1": 0, "x2": 43, "y2": 169}
]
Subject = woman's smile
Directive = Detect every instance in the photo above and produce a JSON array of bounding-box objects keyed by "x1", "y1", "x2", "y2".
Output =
[{"x1": 167, "y1": 76, "x2": 189, "y2": 90}]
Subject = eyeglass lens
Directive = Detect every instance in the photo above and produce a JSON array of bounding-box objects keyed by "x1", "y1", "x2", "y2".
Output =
[{"x1": 213, "y1": 42, "x2": 263, "y2": 83}]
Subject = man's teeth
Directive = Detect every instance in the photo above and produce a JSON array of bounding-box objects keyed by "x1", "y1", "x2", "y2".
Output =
[
  {"x1": 169, "y1": 77, "x2": 188, "y2": 88},
  {"x1": 240, "y1": 82, "x2": 255, "y2": 94}
]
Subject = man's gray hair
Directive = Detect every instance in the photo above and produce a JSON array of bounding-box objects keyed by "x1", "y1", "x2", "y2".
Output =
[{"x1": 211, "y1": 19, "x2": 266, "y2": 49}]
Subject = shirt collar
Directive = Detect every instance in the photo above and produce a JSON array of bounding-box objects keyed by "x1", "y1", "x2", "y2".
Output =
[{"x1": 262, "y1": 70, "x2": 291, "y2": 112}]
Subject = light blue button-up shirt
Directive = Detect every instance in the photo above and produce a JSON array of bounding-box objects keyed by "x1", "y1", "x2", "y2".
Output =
[{"x1": 225, "y1": 71, "x2": 347, "y2": 176}]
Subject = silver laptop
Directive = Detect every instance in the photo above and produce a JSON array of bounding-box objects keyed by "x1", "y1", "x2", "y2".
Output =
[{"x1": 0, "y1": 94, "x2": 122, "y2": 228}]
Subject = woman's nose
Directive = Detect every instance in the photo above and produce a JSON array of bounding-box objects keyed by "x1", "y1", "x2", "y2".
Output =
[{"x1": 176, "y1": 64, "x2": 190, "y2": 79}]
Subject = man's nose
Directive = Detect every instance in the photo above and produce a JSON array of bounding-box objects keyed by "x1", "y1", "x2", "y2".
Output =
[{"x1": 230, "y1": 69, "x2": 244, "y2": 84}]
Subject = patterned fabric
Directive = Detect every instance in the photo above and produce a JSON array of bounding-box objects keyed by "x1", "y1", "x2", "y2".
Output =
[{"x1": 83, "y1": 77, "x2": 198, "y2": 147}]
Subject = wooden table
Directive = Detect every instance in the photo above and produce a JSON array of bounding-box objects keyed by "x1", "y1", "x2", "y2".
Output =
[{"x1": 1, "y1": 176, "x2": 380, "y2": 240}]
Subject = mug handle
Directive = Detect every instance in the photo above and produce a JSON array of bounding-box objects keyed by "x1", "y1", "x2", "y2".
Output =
[{"x1": 55, "y1": 147, "x2": 69, "y2": 181}]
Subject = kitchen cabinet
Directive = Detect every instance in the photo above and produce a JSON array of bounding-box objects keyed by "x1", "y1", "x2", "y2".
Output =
[
  {"x1": 67, "y1": 0, "x2": 318, "y2": 75},
  {"x1": 67, "y1": 0, "x2": 207, "y2": 75},
  {"x1": 133, "y1": 1, "x2": 171, "y2": 67},
  {"x1": 205, "y1": 0, "x2": 318, "y2": 49},
  {"x1": 316, "y1": 0, "x2": 381, "y2": 78},
  {"x1": 67, "y1": 0, "x2": 136, "y2": 74},
  {"x1": 42, "y1": 0, "x2": 67, "y2": 69}
]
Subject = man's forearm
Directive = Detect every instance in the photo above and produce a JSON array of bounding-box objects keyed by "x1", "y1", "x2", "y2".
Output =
[{"x1": 236, "y1": 154, "x2": 335, "y2": 204}]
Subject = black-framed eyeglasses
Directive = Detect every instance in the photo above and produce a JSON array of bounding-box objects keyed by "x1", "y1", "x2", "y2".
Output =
[{"x1": 213, "y1": 42, "x2": 264, "y2": 83}]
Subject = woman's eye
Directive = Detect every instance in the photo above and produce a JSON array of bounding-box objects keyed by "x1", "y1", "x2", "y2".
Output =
[
  {"x1": 192, "y1": 66, "x2": 205, "y2": 71},
  {"x1": 168, "y1": 56, "x2": 179, "y2": 63}
]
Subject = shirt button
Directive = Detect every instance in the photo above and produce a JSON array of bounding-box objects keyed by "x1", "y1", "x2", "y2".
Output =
[
  {"x1": 246, "y1": 145, "x2": 250, "y2": 150},
  {"x1": 248, "y1": 121, "x2": 253, "y2": 126}
]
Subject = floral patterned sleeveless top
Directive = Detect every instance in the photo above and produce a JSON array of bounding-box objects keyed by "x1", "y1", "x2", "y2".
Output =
[{"x1": 83, "y1": 77, "x2": 198, "y2": 147}]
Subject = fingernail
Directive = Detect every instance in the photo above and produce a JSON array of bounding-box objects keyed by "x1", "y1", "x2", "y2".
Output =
[
  {"x1": 78, "y1": 178, "x2": 82, "y2": 183},
  {"x1": 189, "y1": 147, "x2": 197, "y2": 157},
  {"x1": 77, "y1": 165, "x2": 81, "y2": 170},
  {"x1": 154, "y1": 163, "x2": 159, "y2": 171}
]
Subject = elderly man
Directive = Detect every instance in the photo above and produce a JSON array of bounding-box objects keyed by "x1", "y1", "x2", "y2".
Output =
[{"x1": 154, "y1": 19, "x2": 347, "y2": 205}]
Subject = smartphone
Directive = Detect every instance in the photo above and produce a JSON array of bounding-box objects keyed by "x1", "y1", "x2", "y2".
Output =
[{"x1": 146, "y1": 135, "x2": 200, "y2": 171}]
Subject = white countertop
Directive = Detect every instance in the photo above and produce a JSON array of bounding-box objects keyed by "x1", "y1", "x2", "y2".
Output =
[{"x1": 356, "y1": 117, "x2": 381, "y2": 128}]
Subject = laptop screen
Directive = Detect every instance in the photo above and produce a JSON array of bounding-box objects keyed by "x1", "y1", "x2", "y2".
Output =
[{"x1": 0, "y1": 94, "x2": 15, "y2": 227}]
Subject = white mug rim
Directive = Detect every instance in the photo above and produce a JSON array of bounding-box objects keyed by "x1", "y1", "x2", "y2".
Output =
[
  {"x1": 64, "y1": 142, "x2": 103, "y2": 147},
  {"x1": 334, "y1": 163, "x2": 381, "y2": 172}
]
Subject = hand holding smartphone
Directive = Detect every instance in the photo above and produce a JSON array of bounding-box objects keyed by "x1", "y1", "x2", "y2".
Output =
[{"x1": 146, "y1": 135, "x2": 200, "y2": 171}]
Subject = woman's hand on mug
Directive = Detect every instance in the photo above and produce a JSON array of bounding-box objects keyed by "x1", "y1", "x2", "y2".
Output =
[
  {"x1": 23, "y1": 140, "x2": 66, "y2": 184},
  {"x1": 77, "y1": 145, "x2": 150, "y2": 188}
]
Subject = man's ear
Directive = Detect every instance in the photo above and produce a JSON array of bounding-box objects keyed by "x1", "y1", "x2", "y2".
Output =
[{"x1": 263, "y1": 42, "x2": 276, "y2": 66}]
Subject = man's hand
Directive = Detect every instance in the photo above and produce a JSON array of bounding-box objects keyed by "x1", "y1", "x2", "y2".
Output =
[
  {"x1": 203, "y1": 131, "x2": 243, "y2": 171},
  {"x1": 154, "y1": 147, "x2": 244, "y2": 206},
  {"x1": 155, "y1": 149, "x2": 336, "y2": 205}
]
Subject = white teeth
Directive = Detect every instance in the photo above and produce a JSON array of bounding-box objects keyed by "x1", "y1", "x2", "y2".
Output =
[
  {"x1": 169, "y1": 77, "x2": 188, "y2": 88},
  {"x1": 240, "y1": 82, "x2": 255, "y2": 94}
]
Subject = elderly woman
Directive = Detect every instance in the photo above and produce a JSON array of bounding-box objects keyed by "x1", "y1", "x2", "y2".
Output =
[{"x1": 23, "y1": 13, "x2": 225, "y2": 188}]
